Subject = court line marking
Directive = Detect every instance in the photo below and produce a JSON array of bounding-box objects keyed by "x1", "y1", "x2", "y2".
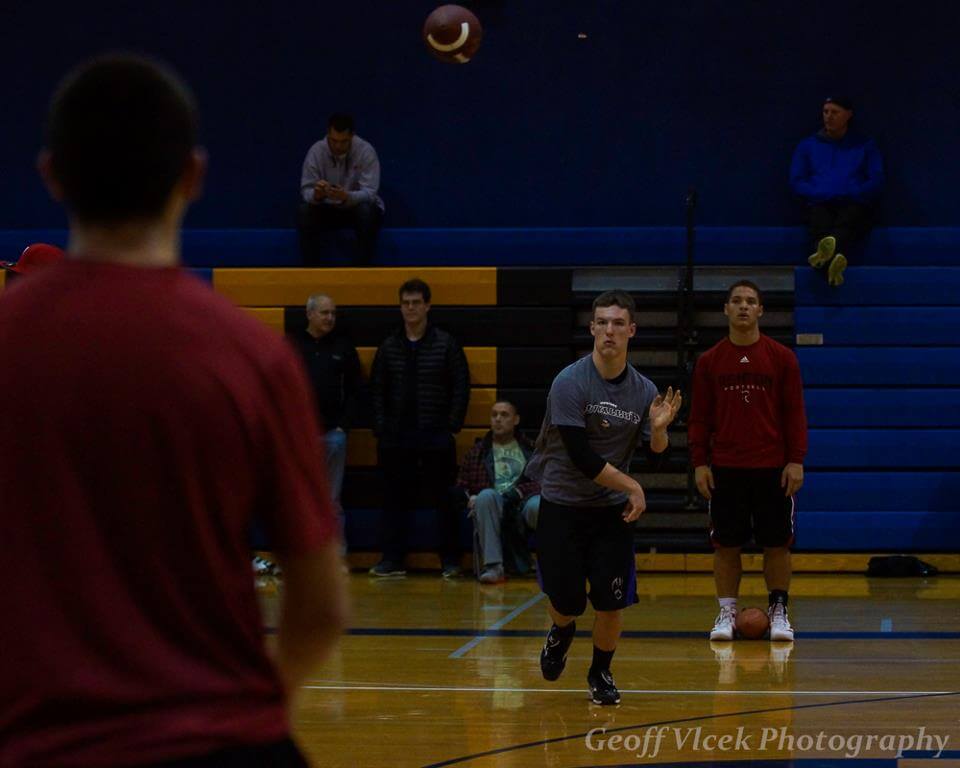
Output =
[
  {"x1": 460, "y1": 654, "x2": 960, "y2": 663},
  {"x1": 448, "y1": 592, "x2": 545, "y2": 659},
  {"x1": 268, "y1": 626, "x2": 960, "y2": 639},
  {"x1": 335, "y1": 628, "x2": 960, "y2": 639},
  {"x1": 415, "y1": 689, "x2": 960, "y2": 767},
  {"x1": 302, "y1": 683, "x2": 954, "y2": 697}
]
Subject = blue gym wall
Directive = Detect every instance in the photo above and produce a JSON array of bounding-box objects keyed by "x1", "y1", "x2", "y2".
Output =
[{"x1": 2, "y1": 1, "x2": 958, "y2": 230}]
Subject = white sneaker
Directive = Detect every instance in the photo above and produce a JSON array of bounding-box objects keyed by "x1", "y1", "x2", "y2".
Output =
[
  {"x1": 768, "y1": 603, "x2": 794, "y2": 641},
  {"x1": 710, "y1": 605, "x2": 737, "y2": 641}
]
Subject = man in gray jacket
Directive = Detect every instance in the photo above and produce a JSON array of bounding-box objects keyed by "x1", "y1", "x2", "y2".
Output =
[{"x1": 298, "y1": 113, "x2": 384, "y2": 266}]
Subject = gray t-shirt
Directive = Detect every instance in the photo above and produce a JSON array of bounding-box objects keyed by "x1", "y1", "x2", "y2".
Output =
[{"x1": 526, "y1": 354, "x2": 658, "y2": 507}]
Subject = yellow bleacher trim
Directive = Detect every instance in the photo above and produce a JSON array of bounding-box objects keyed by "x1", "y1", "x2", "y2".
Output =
[
  {"x1": 464, "y1": 388, "x2": 496, "y2": 426},
  {"x1": 243, "y1": 307, "x2": 285, "y2": 333},
  {"x1": 346, "y1": 428, "x2": 486, "y2": 467},
  {"x1": 214, "y1": 267, "x2": 497, "y2": 307}
]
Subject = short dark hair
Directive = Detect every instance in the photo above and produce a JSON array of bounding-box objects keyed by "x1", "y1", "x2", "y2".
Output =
[
  {"x1": 726, "y1": 279, "x2": 763, "y2": 305},
  {"x1": 328, "y1": 113, "x2": 355, "y2": 133},
  {"x1": 493, "y1": 399, "x2": 518, "y2": 415},
  {"x1": 45, "y1": 54, "x2": 198, "y2": 225},
  {"x1": 592, "y1": 290, "x2": 636, "y2": 317},
  {"x1": 399, "y1": 278, "x2": 431, "y2": 304}
]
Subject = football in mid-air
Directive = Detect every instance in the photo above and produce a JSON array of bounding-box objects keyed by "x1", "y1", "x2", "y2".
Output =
[{"x1": 423, "y1": 5, "x2": 483, "y2": 64}]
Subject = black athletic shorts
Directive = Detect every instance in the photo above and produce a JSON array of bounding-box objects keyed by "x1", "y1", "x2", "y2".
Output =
[
  {"x1": 708, "y1": 466, "x2": 796, "y2": 548},
  {"x1": 536, "y1": 497, "x2": 638, "y2": 616}
]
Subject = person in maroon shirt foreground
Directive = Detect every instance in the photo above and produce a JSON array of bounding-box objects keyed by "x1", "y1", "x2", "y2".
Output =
[
  {"x1": 687, "y1": 280, "x2": 807, "y2": 643},
  {"x1": 0, "y1": 54, "x2": 348, "y2": 767}
]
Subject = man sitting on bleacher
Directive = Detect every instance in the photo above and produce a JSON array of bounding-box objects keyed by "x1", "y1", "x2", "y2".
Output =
[
  {"x1": 790, "y1": 95, "x2": 884, "y2": 287},
  {"x1": 369, "y1": 278, "x2": 471, "y2": 577},
  {"x1": 298, "y1": 113, "x2": 384, "y2": 266},
  {"x1": 455, "y1": 400, "x2": 540, "y2": 584}
]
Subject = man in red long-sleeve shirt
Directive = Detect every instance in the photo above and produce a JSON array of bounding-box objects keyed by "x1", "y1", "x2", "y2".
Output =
[{"x1": 688, "y1": 280, "x2": 807, "y2": 643}]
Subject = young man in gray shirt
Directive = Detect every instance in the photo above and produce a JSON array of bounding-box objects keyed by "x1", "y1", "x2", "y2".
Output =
[{"x1": 526, "y1": 290, "x2": 682, "y2": 705}]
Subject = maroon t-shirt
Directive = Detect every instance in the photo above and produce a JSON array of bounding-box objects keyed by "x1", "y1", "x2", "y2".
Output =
[
  {"x1": 0, "y1": 260, "x2": 336, "y2": 766},
  {"x1": 688, "y1": 334, "x2": 808, "y2": 468}
]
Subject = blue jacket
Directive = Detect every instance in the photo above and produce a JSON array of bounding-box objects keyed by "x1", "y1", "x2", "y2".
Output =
[{"x1": 789, "y1": 131, "x2": 884, "y2": 204}]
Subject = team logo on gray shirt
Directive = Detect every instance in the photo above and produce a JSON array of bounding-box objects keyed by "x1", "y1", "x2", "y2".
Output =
[{"x1": 585, "y1": 401, "x2": 643, "y2": 425}]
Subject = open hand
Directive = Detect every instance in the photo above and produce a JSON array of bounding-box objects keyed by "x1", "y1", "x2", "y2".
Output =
[{"x1": 649, "y1": 386, "x2": 682, "y2": 431}]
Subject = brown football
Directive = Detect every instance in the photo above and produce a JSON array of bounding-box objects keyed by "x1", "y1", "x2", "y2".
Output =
[{"x1": 423, "y1": 5, "x2": 483, "y2": 64}]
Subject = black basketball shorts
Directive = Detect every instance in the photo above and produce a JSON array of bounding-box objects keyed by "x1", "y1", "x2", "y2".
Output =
[
  {"x1": 708, "y1": 466, "x2": 796, "y2": 548},
  {"x1": 536, "y1": 497, "x2": 638, "y2": 616}
]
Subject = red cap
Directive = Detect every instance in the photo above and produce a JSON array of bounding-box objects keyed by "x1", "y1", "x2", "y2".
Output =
[{"x1": 1, "y1": 243, "x2": 66, "y2": 275}]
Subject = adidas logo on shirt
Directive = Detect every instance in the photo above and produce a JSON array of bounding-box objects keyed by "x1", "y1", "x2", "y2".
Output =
[{"x1": 740, "y1": 356, "x2": 750, "y2": 363}]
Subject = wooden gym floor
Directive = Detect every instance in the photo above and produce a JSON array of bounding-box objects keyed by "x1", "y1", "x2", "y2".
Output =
[{"x1": 258, "y1": 572, "x2": 960, "y2": 768}]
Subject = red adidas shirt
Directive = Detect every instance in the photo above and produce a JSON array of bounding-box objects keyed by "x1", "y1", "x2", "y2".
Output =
[
  {"x1": 0, "y1": 260, "x2": 336, "y2": 766},
  {"x1": 688, "y1": 334, "x2": 808, "y2": 468}
]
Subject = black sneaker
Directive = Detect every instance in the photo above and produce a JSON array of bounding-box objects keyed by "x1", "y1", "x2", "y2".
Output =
[
  {"x1": 587, "y1": 668, "x2": 621, "y2": 705},
  {"x1": 539, "y1": 624, "x2": 574, "y2": 681}
]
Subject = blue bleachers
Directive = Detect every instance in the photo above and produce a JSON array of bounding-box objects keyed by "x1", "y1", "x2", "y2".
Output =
[
  {"x1": 806, "y1": 430, "x2": 960, "y2": 469},
  {"x1": 805, "y1": 389, "x2": 960, "y2": 427},
  {"x1": 6, "y1": 226, "x2": 960, "y2": 268},
  {"x1": 802, "y1": 472, "x2": 960, "y2": 511},
  {"x1": 796, "y1": 511, "x2": 956, "y2": 551},
  {"x1": 6, "y1": 224, "x2": 957, "y2": 555},
  {"x1": 797, "y1": 348, "x2": 960, "y2": 386},
  {"x1": 796, "y1": 308, "x2": 960, "y2": 345},
  {"x1": 796, "y1": 265, "x2": 960, "y2": 552},
  {"x1": 795, "y1": 267, "x2": 960, "y2": 306}
]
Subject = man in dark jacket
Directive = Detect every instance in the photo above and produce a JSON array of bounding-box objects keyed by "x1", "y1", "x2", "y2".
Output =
[
  {"x1": 455, "y1": 401, "x2": 540, "y2": 584},
  {"x1": 290, "y1": 293, "x2": 364, "y2": 526},
  {"x1": 790, "y1": 95, "x2": 884, "y2": 287},
  {"x1": 370, "y1": 278, "x2": 470, "y2": 577}
]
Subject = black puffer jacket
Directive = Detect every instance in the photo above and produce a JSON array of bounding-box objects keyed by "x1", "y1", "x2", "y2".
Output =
[{"x1": 371, "y1": 324, "x2": 470, "y2": 438}]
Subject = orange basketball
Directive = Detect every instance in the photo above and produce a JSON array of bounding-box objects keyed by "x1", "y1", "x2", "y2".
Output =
[
  {"x1": 735, "y1": 607, "x2": 770, "y2": 640},
  {"x1": 423, "y1": 5, "x2": 483, "y2": 64}
]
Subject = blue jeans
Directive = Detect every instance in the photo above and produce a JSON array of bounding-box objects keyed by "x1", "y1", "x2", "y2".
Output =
[{"x1": 323, "y1": 429, "x2": 347, "y2": 547}]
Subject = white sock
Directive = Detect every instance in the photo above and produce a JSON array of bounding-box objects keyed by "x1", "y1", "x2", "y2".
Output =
[{"x1": 719, "y1": 597, "x2": 738, "y2": 610}]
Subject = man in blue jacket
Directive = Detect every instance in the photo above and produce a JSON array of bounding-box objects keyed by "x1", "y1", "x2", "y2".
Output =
[{"x1": 790, "y1": 96, "x2": 884, "y2": 286}]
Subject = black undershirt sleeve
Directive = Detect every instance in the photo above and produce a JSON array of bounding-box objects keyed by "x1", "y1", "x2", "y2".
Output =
[
  {"x1": 644, "y1": 442, "x2": 669, "y2": 471},
  {"x1": 557, "y1": 425, "x2": 607, "y2": 480}
]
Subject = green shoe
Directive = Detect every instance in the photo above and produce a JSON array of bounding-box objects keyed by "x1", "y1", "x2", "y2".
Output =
[
  {"x1": 808, "y1": 236, "x2": 837, "y2": 268},
  {"x1": 827, "y1": 253, "x2": 848, "y2": 286}
]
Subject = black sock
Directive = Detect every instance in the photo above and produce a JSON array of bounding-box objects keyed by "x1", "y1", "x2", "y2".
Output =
[
  {"x1": 553, "y1": 620, "x2": 576, "y2": 639},
  {"x1": 769, "y1": 590, "x2": 789, "y2": 608},
  {"x1": 590, "y1": 646, "x2": 615, "y2": 674}
]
